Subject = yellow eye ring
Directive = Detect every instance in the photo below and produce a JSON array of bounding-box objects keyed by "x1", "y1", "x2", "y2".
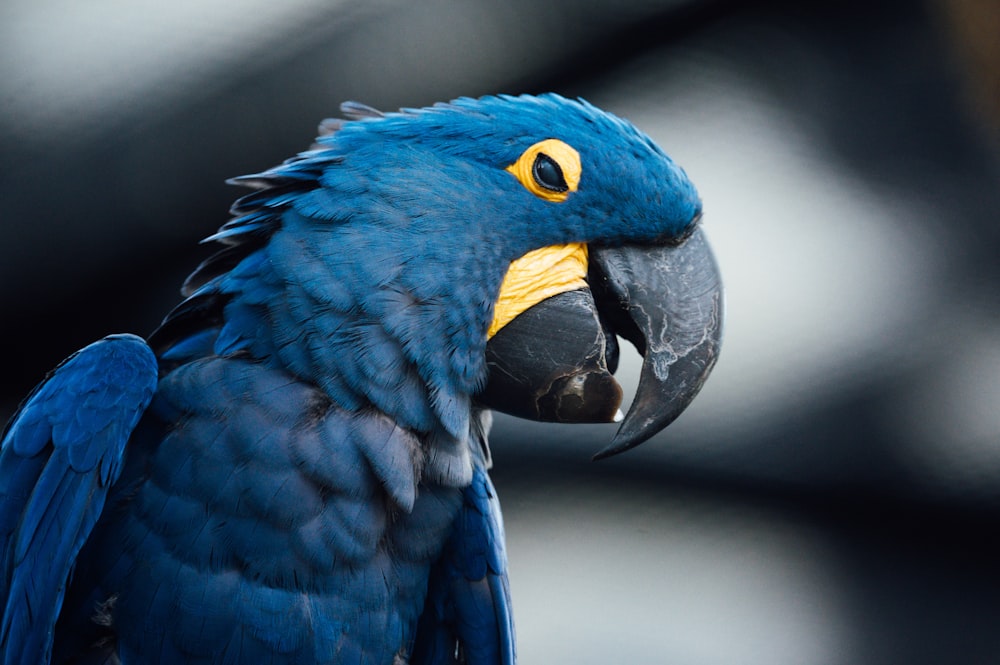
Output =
[{"x1": 506, "y1": 139, "x2": 581, "y2": 202}]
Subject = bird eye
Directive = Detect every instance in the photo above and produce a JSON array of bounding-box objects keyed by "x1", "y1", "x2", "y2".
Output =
[
  {"x1": 532, "y1": 153, "x2": 568, "y2": 193},
  {"x1": 506, "y1": 138, "x2": 581, "y2": 203}
]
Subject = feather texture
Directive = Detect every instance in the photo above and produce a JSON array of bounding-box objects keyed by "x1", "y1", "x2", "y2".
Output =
[
  {"x1": 0, "y1": 335, "x2": 157, "y2": 665},
  {"x1": 1, "y1": 93, "x2": 704, "y2": 664}
]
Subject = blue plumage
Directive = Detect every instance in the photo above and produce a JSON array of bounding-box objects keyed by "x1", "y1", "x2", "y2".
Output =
[
  {"x1": 0, "y1": 334, "x2": 157, "y2": 665},
  {"x1": 412, "y1": 466, "x2": 515, "y2": 665},
  {"x1": 0, "y1": 94, "x2": 710, "y2": 664}
]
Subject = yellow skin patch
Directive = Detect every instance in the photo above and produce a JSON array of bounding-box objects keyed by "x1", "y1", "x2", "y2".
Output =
[
  {"x1": 505, "y1": 139, "x2": 582, "y2": 202},
  {"x1": 487, "y1": 243, "x2": 589, "y2": 339},
  {"x1": 488, "y1": 138, "x2": 587, "y2": 338}
]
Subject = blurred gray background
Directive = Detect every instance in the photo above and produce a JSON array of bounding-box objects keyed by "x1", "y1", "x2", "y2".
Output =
[{"x1": 2, "y1": 0, "x2": 999, "y2": 662}]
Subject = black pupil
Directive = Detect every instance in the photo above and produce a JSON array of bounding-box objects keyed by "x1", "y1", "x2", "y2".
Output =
[{"x1": 532, "y1": 153, "x2": 568, "y2": 193}]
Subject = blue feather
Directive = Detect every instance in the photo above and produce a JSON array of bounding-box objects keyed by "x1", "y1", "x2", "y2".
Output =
[
  {"x1": 0, "y1": 335, "x2": 156, "y2": 665},
  {"x1": 412, "y1": 466, "x2": 515, "y2": 665},
  {"x1": 3, "y1": 93, "x2": 704, "y2": 663}
]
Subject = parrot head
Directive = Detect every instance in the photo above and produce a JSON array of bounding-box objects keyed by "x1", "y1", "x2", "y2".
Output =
[{"x1": 152, "y1": 93, "x2": 722, "y2": 461}]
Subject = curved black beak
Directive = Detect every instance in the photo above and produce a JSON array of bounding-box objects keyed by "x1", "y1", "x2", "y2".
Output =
[
  {"x1": 479, "y1": 228, "x2": 723, "y2": 459},
  {"x1": 589, "y1": 228, "x2": 723, "y2": 459}
]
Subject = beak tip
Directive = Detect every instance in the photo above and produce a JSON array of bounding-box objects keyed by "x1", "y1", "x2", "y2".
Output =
[
  {"x1": 591, "y1": 446, "x2": 617, "y2": 462},
  {"x1": 590, "y1": 425, "x2": 648, "y2": 461},
  {"x1": 590, "y1": 440, "x2": 635, "y2": 462}
]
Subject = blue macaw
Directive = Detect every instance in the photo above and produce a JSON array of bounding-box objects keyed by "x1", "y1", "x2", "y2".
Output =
[{"x1": 0, "y1": 94, "x2": 722, "y2": 664}]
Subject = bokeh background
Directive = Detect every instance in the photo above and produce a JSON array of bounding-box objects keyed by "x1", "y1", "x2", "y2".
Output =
[{"x1": 2, "y1": 0, "x2": 999, "y2": 662}]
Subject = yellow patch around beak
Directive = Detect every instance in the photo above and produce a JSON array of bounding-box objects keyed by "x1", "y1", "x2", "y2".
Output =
[{"x1": 487, "y1": 243, "x2": 589, "y2": 339}]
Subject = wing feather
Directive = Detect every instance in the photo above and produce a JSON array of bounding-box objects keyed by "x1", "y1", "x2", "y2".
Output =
[
  {"x1": 0, "y1": 334, "x2": 157, "y2": 665},
  {"x1": 412, "y1": 466, "x2": 515, "y2": 665}
]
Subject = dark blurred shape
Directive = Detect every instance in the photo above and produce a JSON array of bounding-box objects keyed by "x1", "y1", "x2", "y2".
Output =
[{"x1": 937, "y1": 0, "x2": 1000, "y2": 140}]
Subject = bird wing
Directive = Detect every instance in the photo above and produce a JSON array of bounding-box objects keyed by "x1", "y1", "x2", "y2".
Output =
[
  {"x1": 0, "y1": 334, "x2": 157, "y2": 665},
  {"x1": 413, "y1": 465, "x2": 516, "y2": 665}
]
